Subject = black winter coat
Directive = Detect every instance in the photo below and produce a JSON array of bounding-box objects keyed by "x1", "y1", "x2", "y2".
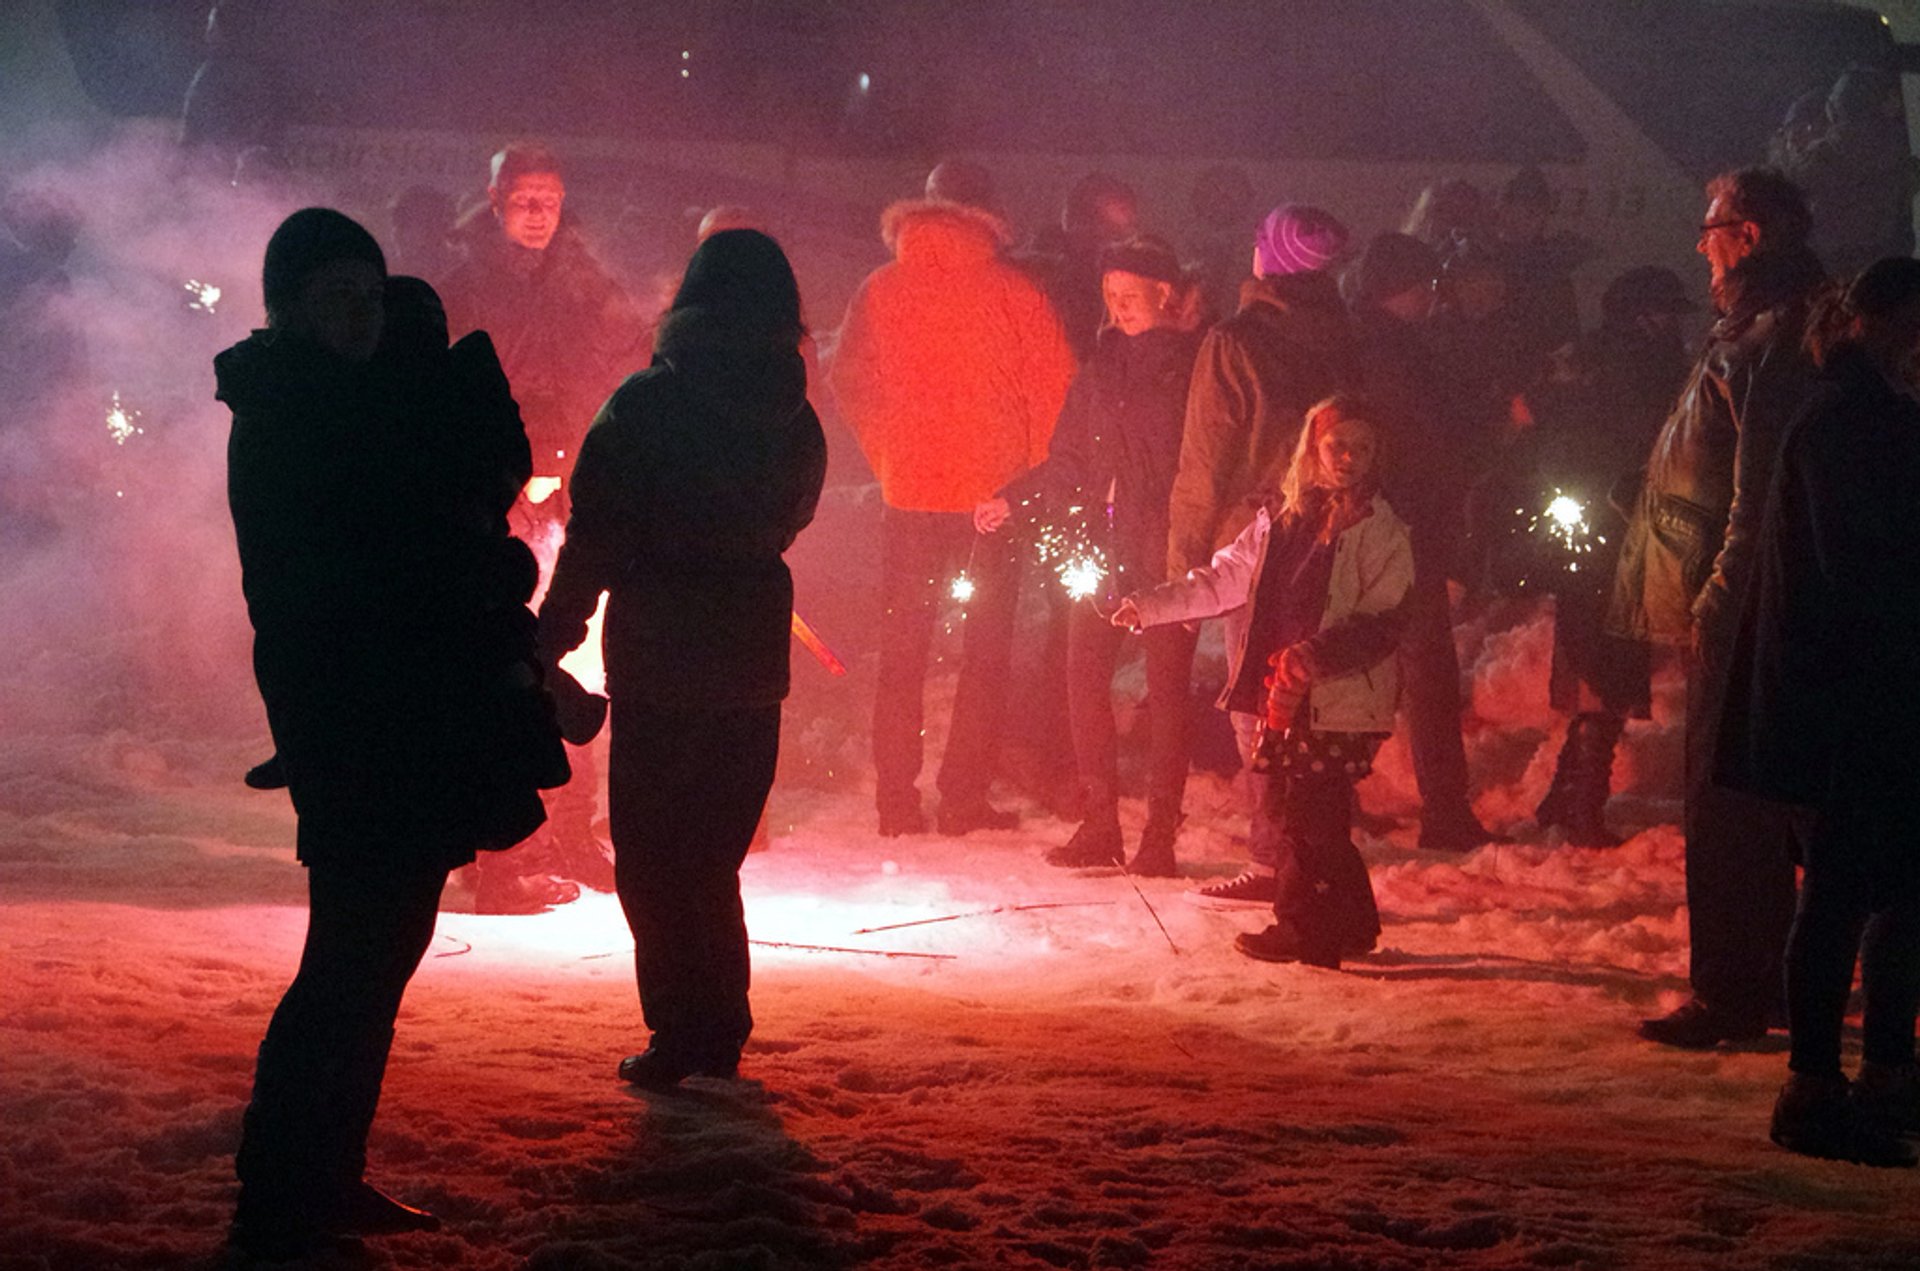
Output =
[
  {"x1": 1718, "y1": 345, "x2": 1920, "y2": 842},
  {"x1": 1007, "y1": 324, "x2": 1204, "y2": 591},
  {"x1": 538, "y1": 309, "x2": 828, "y2": 710},
  {"x1": 440, "y1": 225, "x2": 650, "y2": 477},
  {"x1": 220, "y1": 329, "x2": 551, "y2": 868}
]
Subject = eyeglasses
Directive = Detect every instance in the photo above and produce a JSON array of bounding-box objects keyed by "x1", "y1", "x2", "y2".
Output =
[{"x1": 1698, "y1": 219, "x2": 1748, "y2": 237}]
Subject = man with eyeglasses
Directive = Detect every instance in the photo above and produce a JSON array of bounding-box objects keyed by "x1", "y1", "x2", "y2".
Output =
[
  {"x1": 440, "y1": 142, "x2": 650, "y2": 913},
  {"x1": 1611, "y1": 167, "x2": 1826, "y2": 1050}
]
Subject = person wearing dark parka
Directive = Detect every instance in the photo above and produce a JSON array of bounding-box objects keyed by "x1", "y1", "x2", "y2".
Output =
[
  {"x1": 538, "y1": 229, "x2": 827, "y2": 1090},
  {"x1": 221, "y1": 208, "x2": 559, "y2": 1256}
]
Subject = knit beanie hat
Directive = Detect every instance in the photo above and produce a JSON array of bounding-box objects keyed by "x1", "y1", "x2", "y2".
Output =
[
  {"x1": 1098, "y1": 234, "x2": 1185, "y2": 287},
  {"x1": 1255, "y1": 203, "x2": 1348, "y2": 277},
  {"x1": 261, "y1": 208, "x2": 386, "y2": 317}
]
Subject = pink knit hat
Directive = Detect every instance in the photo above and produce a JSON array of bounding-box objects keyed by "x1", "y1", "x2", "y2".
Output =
[{"x1": 1255, "y1": 203, "x2": 1349, "y2": 277}]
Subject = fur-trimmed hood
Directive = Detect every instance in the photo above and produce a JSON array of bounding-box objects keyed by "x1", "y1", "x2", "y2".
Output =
[{"x1": 880, "y1": 198, "x2": 1012, "y2": 267}]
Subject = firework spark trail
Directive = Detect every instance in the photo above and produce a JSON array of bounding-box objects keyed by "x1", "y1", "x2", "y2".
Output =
[
  {"x1": 104, "y1": 391, "x2": 142, "y2": 445},
  {"x1": 182, "y1": 279, "x2": 222, "y2": 313},
  {"x1": 1521, "y1": 488, "x2": 1605, "y2": 576}
]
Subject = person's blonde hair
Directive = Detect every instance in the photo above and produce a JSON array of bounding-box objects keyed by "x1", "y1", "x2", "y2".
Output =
[{"x1": 1279, "y1": 394, "x2": 1381, "y2": 515}]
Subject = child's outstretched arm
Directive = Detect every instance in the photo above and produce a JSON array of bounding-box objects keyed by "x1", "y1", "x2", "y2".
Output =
[{"x1": 1115, "y1": 511, "x2": 1268, "y2": 632}]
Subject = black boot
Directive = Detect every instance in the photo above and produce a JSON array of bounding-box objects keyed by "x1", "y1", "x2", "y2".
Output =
[
  {"x1": 1563, "y1": 713, "x2": 1624, "y2": 848},
  {"x1": 1045, "y1": 816, "x2": 1124, "y2": 868},
  {"x1": 1128, "y1": 802, "x2": 1182, "y2": 877},
  {"x1": 1534, "y1": 727, "x2": 1581, "y2": 835}
]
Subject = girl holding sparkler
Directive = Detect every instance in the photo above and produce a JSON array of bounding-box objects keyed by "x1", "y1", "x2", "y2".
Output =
[
  {"x1": 1112, "y1": 396, "x2": 1413, "y2": 966},
  {"x1": 975, "y1": 236, "x2": 1203, "y2": 875}
]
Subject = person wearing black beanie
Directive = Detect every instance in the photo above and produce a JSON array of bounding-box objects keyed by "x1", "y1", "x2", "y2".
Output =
[
  {"x1": 219, "y1": 209, "x2": 557, "y2": 1254},
  {"x1": 260, "y1": 207, "x2": 388, "y2": 360}
]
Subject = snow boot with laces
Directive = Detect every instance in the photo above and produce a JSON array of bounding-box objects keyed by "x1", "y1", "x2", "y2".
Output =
[{"x1": 1045, "y1": 816, "x2": 1124, "y2": 868}]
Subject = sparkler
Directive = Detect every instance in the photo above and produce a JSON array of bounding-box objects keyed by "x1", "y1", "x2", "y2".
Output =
[
  {"x1": 1518, "y1": 487, "x2": 1605, "y2": 581},
  {"x1": 949, "y1": 573, "x2": 975, "y2": 604},
  {"x1": 1032, "y1": 505, "x2": 1112, "y2": 602},
  {"x1": 183, "y1": 279, "x2": 222, "y2": 313},
  {"x1": 104, "y1": 391, "x2": 142, "y2": 445}
]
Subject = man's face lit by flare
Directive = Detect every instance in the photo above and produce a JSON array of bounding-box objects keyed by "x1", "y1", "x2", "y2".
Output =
[
  {"x1": 1697, "y1": 194, "x2": 1758, "y2": 292},
  {"x1": 492, "y1": 172, "x2": 566, "y2": 252}
]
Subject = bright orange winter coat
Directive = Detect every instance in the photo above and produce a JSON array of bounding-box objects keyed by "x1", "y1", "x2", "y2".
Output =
[{"x1": 829, "y1": 200, "x2": 1076, "y2": 513}]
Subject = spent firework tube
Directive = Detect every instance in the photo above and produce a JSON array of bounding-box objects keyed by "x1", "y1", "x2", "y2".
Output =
[{"x1": 790, "y1": 611, "x2": 847, "y2": 676}]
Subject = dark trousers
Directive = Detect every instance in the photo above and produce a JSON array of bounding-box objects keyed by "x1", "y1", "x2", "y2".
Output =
[
  {"x1": 1067, "y1": 601, "x2": 1196, "y2": 822},
  {"x1": 872, "y1": 508, "x2": 1021, "y2": 811},
  {"x1": 1399, "y1": 554, "x2": 1475, "y2": 826},
  {"x1": 1684, "y1": 640, "x2": 1801, "y2": 1019},
  {"x1": 609, "y1": 700, "x2": 779, "y2": 1061},
  {"x1": 236, "y1": 856, "x2": 448, "y2": 1200},
  {"x1": 1265, "y1": 765, "x2": 1381, "y2": 956},
  {"x1": 1786, "y1": 809, "x2": 1920, "y2": 1077}
]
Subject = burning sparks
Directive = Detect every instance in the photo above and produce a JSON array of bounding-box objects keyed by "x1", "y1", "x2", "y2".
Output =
[
  {"x1": 1032, "y1": 515, "x2": 1111, "y2": 602},
  {"x1": 949, "y1": 573, "x2": 976, "y2": 604},
  {"x1": 1521, "y1": 488, "x2": 1604, "y2": 577},
  {"x1": 1058, "y1": 556, "x2": 1105, "y2": 601},
  {"x1": 105, "y1": 391, "x2": 142, "y2": 445},
  {"x1": 183, "y1": 279, "x2": 222, "y2": 313}
]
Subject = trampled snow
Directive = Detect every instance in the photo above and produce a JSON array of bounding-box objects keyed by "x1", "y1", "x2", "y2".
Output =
[{"x1": 5, "y1": 604, "x2": 1917, "y2": 1271}]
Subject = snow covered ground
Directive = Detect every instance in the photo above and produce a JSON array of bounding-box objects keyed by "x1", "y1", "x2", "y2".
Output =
[{"x1": 5, "y1": 608, "x2": 1919, "y2": 1271}]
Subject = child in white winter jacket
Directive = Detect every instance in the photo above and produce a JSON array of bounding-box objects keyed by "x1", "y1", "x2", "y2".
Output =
[{"x1": 1114, "y1": 395, "x2": 1414, "y2": 967}]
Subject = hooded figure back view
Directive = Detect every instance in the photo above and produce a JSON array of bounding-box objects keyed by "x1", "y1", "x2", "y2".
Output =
[{"x1": 539, "y1": 230, "x2": 826, "y2": 1089}]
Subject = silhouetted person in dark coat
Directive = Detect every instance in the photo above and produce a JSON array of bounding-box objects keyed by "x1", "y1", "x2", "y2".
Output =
[
  {"x1": 221, "y1": 210, "x2": 556, "y2": 1257},
  {"x1": 539, "y1": 230, "x2": 827, "y2": 1089},
  {"x1": 1720, "y1": 258, "x2": 1920, "y2": 1167}
]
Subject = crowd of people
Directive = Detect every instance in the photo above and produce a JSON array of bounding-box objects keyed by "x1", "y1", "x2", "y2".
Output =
[{"x1": 71, "y1": 53, "x2": 1903, "y2": 1256}]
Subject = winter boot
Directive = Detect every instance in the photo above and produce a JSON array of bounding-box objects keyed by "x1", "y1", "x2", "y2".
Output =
[
  {"x1": 1854, "y1": 1060, "x2": 1920, "y2": 1140},
  {"x1": 551, "y1": 821, "x2": 617, "y2": 893},
  {"x1": 1534, "y1": 729, "x2": 1580, "y2": 834},
  {"x1": 470, "y1": 849, "x2": 580, "y2": 914},
  {"x1": 877, "y1": 789, "x2": 928, "y2": 837},
  {"x1": 1235, "y1": 919, "x2": 1341, "y2": 970},
  {"x1": 1771, "y1": 1072, "x2": 1917, "y2": 1167},
  {"x1": 1563, "y1": 713, "x2": 1624, "y2": 847},
  {"x1": 1128, "y1": 803, "x2": 1182, "y2": 878},
  {"x1": 1045, "y1": 815, "x2": 1125, "y2": 868}
]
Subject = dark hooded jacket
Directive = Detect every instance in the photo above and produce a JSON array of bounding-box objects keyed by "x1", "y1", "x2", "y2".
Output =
[
  {"x1": 1717, "y1": 343, "x2": 1920, "y2": 852},
  {"x1": 219, "y1": 328, "x2": 550, "y2": 867},
  {"x1": 538, "y1": 308, "x2": 828, "y2": 709},
  {"x1": 1166, "y1": 270, "x2": 1357, "y2": 574},
  {"x1": 440, "y1": 223, "x2": 650, "y2": 477},
  {"x1": 1608, "y1": 247, "x2": 1825, "y2": 646}
]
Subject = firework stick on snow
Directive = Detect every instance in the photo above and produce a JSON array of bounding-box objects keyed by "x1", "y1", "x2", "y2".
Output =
[
  {"x1": 852, "y1": 901, "x2": 1117, "y2": 935},
  {"x1": 791, "y1": 610, "x2": 847, "y2": 676}
]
